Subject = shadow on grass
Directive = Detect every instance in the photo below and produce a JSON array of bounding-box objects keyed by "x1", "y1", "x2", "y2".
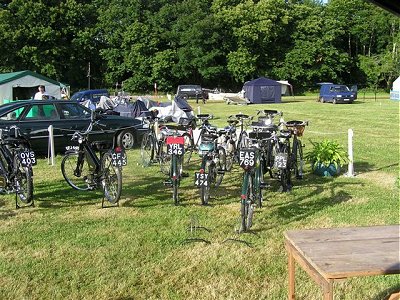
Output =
[
  {"x1": 372, "y1": 284, "x2": 400, "y2": 300},
  {"x1": 33, "y1": 180, "x2": 106, "y2": 208},
  {"x1": 355, "y1": 161, "x2": 399, "y2": 173},
  {"x1": 259, "y1": 174, "x2": 363, "y2": 229}
]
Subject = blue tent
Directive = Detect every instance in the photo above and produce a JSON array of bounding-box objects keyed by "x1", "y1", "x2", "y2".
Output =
[{"x1": 243, "y1": 77, "x2": 281, "y2": 104}]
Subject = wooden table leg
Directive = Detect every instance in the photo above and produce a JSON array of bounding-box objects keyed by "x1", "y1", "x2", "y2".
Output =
[
  {"x1": 287, "y1": 246, "x2": 296, "y2": 300},
  {"x1": 322, "y1": 279, "x2": 333, "y2": 300}
]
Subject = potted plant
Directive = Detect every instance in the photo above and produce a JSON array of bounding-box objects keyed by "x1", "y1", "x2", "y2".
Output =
[{"x1": 305, "y1": 139, "x2": 348, "y2": 176}]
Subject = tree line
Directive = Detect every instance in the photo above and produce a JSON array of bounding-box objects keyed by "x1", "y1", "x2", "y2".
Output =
[{"x1": 0, "y1": 0, "x2": 398, "y2": 94}]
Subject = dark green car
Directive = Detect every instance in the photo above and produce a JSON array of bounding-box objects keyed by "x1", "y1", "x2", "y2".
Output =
[{"x1": 0, "y1": 100, "x2": 146, "y2": 154}]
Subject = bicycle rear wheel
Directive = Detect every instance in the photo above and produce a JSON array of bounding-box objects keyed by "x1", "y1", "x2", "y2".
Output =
[
  {"x1": 240, "y1": 173, "x2": 254, "y2": 232},
  {"x1": 215, "y1": 146, "x2": 226, "y2": 187},
  {"x1": 200, "y1": 159, "x2": 212, "y2": 205},
  {"x1": 13, "y1": 155, "x2": 33, "y2": 204},
  {"x1": 141, "y1": 132, "x2": 155, "y2": 167},
  {"x1": 101, "y1": 151, "x2": 122, "y2": 204},
  {"x1": 171, "y1": 155, "x2": 181, "y2": 205},
  {"x1": 61, "y1": 152, "x2": 92, "y2": 191}
]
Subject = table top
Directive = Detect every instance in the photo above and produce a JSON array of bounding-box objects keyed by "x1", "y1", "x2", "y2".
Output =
[{"x1": 284, "y1": 225, "x2": 400, "y2": 279}]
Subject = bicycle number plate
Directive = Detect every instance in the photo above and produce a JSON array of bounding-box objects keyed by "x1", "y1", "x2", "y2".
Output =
[
  {"x1": 111, "y1": 149, "x2": 127, "y2": 167},
  {"x1": 18, "y1": 151, "x2": 37, "y2": 166},
  {"x1": 239, "y1": 149, "x2": 256, "y2": 169},
  {"x1": 194, "y1": 172, "x2": 208, "y2": 187},
  {"x1": 166, "y1": 136, "x2": 185, "y2": 156},
  {"x1": 274, "y1": 153, "x2": 288, "y2": 169}
]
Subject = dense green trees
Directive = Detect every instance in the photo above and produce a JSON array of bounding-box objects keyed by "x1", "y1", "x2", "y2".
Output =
[{"x1": 0, "y1": 0, "x2": 397, "y2": 93}]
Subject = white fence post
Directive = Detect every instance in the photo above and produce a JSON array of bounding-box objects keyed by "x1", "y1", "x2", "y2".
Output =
[
  {"x1": 48, "y1": 125, "x2": 55, "y2": 166},
  {"x1": 346, "y1": 128, "x2": 354, "y2": 177}
]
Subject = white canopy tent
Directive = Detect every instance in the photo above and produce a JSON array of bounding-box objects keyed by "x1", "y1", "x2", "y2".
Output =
[
  {"x1": 0, "y1": 70, "x2": 67, "y2": 104},
  {"x1": 390, "y1": 76, "x2": 400, "y2": 100}
]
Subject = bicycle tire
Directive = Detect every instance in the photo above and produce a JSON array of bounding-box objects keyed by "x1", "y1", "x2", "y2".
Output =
[
  {"x1": 200, "y1": 159, "x2": 212, "y2": 205},
  {"x1": 101, "y1": 151, "x2": 122, "y2": 204},
  {"x1": 171, "y1": 155, "x2": 180, "y2": 205},
  {"x1": 13, "y1": 155, "x2": 33, "y2": 203},
  {"x1": 183, "y1": 132, "x2": 194, "y2": 164},
  {"x1": 293, "y1": 139, "x2": 304, "y2": 179},
  {"x1": 215, "y1": 146, "x2": 226, "y2": 187},
  {"x1": 140, "y1": 132, "x2": 155, "y2": 167},
  {"x1": 225, "y1": 140, "x2": 236, "y2": 172},
  {"x1": 240, "y1": 173, "x2": 254, "y2": 232},
  {"x1": 159, "y1": 140, "x2": 170, "y2": 176},
  {"x1": 279, "y1": 143, "x2": 292, "y2": 192},
  {"x1": 61, "y1": 152, "x2": 92, "y2": 191},
  {"x1": 255, "y1": 161, "x2": 263, "y2": 208}
]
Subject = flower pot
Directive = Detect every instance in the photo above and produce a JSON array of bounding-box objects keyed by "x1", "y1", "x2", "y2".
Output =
[{"x1": 313, "y1": 163, "x2": 341, "y2": 177}]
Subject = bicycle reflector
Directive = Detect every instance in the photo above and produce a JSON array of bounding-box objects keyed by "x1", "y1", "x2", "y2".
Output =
[{"x1": 199, "y1": 168, "x2": 205, "y2": 174}]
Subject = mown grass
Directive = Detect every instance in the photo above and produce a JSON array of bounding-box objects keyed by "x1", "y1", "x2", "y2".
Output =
[{"x1": 0, "y1": 95, "x2": 398, "y2": 300}]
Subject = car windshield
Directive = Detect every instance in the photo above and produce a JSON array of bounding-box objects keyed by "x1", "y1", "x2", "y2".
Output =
[{"x1": 333, "y1": 85, "x2": 350, "y2": 92}]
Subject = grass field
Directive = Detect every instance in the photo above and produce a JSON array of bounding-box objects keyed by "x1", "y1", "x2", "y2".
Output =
[{"x1": 0, "y1": 95, "x2": 398, "y2": 299}]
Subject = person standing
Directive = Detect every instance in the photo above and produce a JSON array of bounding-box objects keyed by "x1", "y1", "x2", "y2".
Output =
[{"x1": 34, "y1": 85, "x2": 49, "y2": 100}]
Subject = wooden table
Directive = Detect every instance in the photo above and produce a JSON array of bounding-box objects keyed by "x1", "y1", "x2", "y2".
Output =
[{"x1": 284, "y1": 225, "x2": 400, "y2": 300}]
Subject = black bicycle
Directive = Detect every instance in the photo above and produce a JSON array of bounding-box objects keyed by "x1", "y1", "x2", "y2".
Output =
[
  {"x1": 0, "y1": 125, "x2": 36, "y2": 208},
  {"x1": 61, "y1": 113, "x2": 125, "y2": 206},
  {"x1": 285, "y1": 120, "x2": 308, "y2": 179},
  {"x1": 194, "y1": 127, "x2": 226, "y2": 205}
]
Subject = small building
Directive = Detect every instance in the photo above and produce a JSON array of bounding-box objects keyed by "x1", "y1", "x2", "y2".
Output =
[
  {"x1": 0, "y1": 70, "x2": 67, "y2": 104},
  {"x1": 390, "y1": 76, "x2": 400, "y2": 100},
  {"x1": 242, "y1": 77, "x2": 281, "y2": 104}
]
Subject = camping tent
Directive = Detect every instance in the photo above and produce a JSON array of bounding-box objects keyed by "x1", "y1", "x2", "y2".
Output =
[
  {"x1": 277, "y1": 80, "x2": 294, "y2": 96},
  {"x1": 0, "y1": 70, "x2": 67, "y2": 104},
  {"x1": 242, "y1": 77, "x2": 281, "y2": 104},
  {"x1": 390, "y1": 76, "x2": 400, "y2": 100}
]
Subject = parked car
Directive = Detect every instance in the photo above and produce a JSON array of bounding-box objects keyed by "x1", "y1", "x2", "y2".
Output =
[
  {"x1": 70, "y1": 89, "x2": 109, "y2": 104},
  {"x1": 0, "y1": 100, "x2": 146, "y2": 154},
  {"x1": 318, "y1": 83, "x2": 357, "y2": 104},
  {"x1": 176, "y1": 85, "x2": 205, "y2": 100}
]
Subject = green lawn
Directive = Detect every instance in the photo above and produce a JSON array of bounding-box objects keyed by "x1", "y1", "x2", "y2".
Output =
[{"x1": 0, "y1": 95, "x2": 398, "y2": 299}]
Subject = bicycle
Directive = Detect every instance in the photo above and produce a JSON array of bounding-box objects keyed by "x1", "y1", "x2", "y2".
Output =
[
  {"x1": 272, "y1": 126, "x2": 293, "y2": 192},
  {"x1": 0, "y1": 125, "x2": 36, "y2": 208},
  {"x1": 162, "y1": 129, "x2": 186, "y2": 205},
  {"x1": 194, "y1": 127, "x2": 226, "y2": 205},
  {"x1": 228, "y1": 113, "x2": 252, "y2": 159},
  {"x1": 216, "y1": 119, "x2": 238, "y2": 172},
  {"x1": 185, "y1": 114, "x2": 216, "y2": 163},
  {"x1": 285, "y1": 120, "x2": 308, "y2": 179},
  {"x1": 61, "y1": 112, "x2": 125, "y2": 206}
]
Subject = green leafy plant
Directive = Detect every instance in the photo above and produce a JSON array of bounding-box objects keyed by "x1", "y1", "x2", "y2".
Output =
[{"x1": 305, "y1": 139, "x2": 348, "y2": 170}]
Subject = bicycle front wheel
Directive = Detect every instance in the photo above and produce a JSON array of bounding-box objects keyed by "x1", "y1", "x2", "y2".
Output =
[
  {"x1": 101, "y1": 152, "x2": 122, "y2": 204},
  {"x1": 13, "y1": 155, "x2": 33, "y2": 204},
  {"x1": 240, "y1": 173, "x2": 254, "y2": 232},
  {"x1": 61, "y1": 152, "x2": 92, "y2": 191},
  {"x1": 171, "y1": 155, "x2": 181, "y2": 205},
  {"x1": 292, "y1": 139, "x2": 304, "y2": 179},
  {"x1": 141, "y1": 132, "x2": 155, "y2": 167}
]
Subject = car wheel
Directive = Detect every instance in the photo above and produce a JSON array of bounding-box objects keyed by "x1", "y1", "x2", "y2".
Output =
[
  {"x1": 320, "y1": 97, "x2": 325, "y2": 103},
  {"x1": 333, "y1": 98, "x2": 337, "y2": 104},
  {"x1": 117, "y1": 129, "x2": 136, "y2": 150}
]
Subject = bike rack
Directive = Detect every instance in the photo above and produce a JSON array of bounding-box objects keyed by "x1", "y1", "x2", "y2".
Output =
[
  {"x1": 101, "y1": 196, "x2": 119, "y2": 209},
  {"x1": 15, "y1": 192, "x2": 34, "y2": 209},
  {"x1": 183, "y1": 215, "x2": 211, "y2": 244}
]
